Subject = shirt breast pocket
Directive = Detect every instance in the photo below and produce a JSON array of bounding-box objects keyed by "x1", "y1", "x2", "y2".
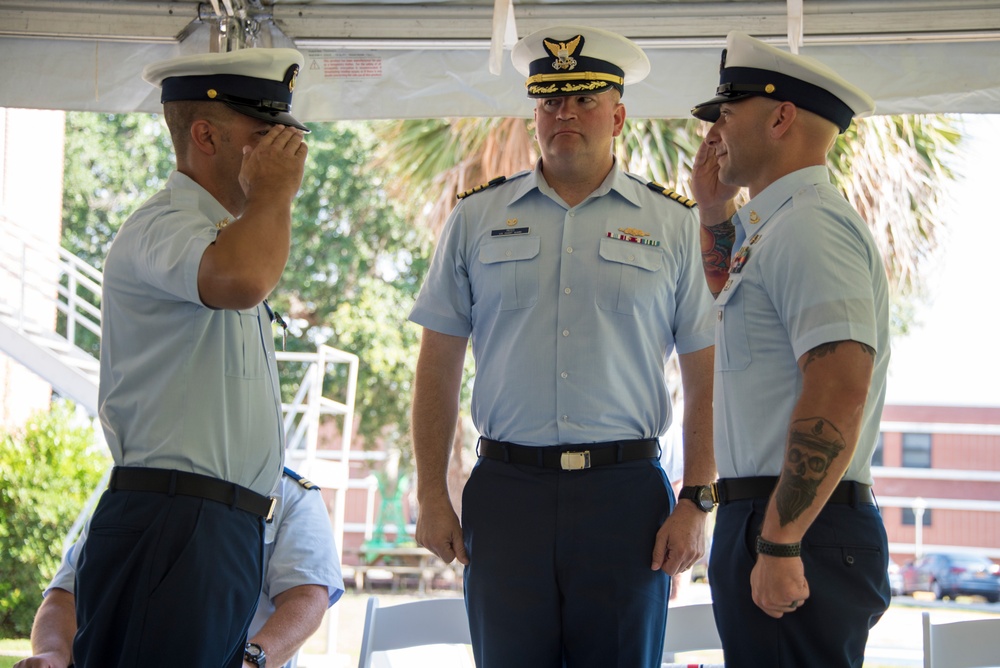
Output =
[
  {"x1": 479, "y1": 236, "x2": 540, "y2": 311},
  {"x1": 596, "y1": 237, "x2": 663, "y2": 315},
  {"x1": 224, "y1": 307, "x2": 267, "y2": 379},
  {"x1": 715, "y1": 276, "x2": 751, "y2": 371}
]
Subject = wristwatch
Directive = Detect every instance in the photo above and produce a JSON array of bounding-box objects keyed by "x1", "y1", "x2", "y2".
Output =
[
  {"x1": 244, "y1": 642, "x2": 266, "y2": 668},
  {"x1": 678, "y1": 485, "x2": 717, "y2": 513}
]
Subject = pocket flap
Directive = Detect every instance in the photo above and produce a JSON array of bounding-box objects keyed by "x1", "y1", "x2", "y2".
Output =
[
  {"x1": 479, "y1": 236, "x2": 540, "y2": 264},
  {"x1": 598, "y1": 237, "x2": 662, "y2": 272}
]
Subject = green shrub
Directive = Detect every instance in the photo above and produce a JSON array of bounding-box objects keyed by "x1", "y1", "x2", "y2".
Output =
[{"x1": 0, "y1": 401, "x2": 108, "y2": 638}]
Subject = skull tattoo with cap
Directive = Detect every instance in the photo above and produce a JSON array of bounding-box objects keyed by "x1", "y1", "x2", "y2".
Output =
[{"x1": 775, "y1": 417, "x2": 846, "y2": 526}]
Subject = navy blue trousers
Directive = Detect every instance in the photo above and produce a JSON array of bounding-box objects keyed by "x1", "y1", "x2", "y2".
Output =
[
  {"x1": 73, "y1": 488, "x2": 264, "y2": 668},
  {"x1": 709, "y1": 497, "x2": 891, "y2": 668},
  {"x1": 461, "y1": 456, "x2": 673, "y2": 668}
]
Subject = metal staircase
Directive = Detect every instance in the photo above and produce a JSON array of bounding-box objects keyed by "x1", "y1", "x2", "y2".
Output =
[{"x1": 1, "y1": 217, "x2": 103, "y2": 416}]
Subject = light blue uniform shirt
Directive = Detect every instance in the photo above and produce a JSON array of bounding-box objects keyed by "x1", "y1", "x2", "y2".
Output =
[
  {"x1": 98, "y1": 171, "x2": 283, "y2": 495},
  {"x1": 50, "y1": 472, "x2": 344, "y2": 668},
  {"x1": 409, "y1": 160, "x2": 715, "y2": 445},
  {"x1": 713, "y1": 166, "x2": 890, "y2": 484}
]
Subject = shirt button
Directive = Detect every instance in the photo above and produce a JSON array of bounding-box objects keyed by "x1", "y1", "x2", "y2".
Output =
[
  {"x1": 718, "y1": 311, "x2": 723, "y2": 321},
  {"x1": 561, "y1": 415, "x2": 569, "y2": 422},
  {"x1": 566, "y1": 247, "x2": 574, "y2": 254},
  {"x1": 628, "y1": 254, "x2": 635, "y2": 262},
  {"x1": 562, "y1": 329, "x2": 570, "y2": 337},
  {"x1": 561, "y1": 371, "x2": 569, "y2": 379},
  {"x1": 564, "y1": 287, "x2": 571, "y2": 295},
  {"x1": 505, "y1": 250, "x2": 512, "y2": 257}
]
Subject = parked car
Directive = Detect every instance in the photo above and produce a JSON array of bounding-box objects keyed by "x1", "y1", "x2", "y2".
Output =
[
  {"x1": 888, "y1": 558, "x2": 904, "y2": 597},
  {"x1": 900, "y1": 552, "x2": 1000, "y2": 602}
]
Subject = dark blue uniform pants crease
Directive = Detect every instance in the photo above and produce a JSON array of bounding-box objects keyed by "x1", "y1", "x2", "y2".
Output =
[
  {"x1": 461, "y1": 456, "x2": 674, "y2": 668},
  {"x1": 709, "y1": 498, "x2": 891, "y2": 668},
  {"x1": 73, "y1": 489, "x2": 265, "y2": 668}
]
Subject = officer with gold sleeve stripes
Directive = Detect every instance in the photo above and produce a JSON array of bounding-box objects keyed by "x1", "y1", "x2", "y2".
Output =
[{"x1": 409, "y1": 24, "x2": 717, "y2": 668}]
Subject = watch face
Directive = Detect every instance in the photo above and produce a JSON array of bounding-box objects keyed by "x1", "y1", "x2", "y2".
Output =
[
  {"x1": 695, "y1": 487, "x2": 715, "y2": 511},
  {"x1": 246, "y1": 643, "x2": 263, "y2": 658}
]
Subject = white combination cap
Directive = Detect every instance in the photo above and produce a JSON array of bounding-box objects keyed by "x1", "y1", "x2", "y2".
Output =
[
  {"x1": 142, "y1": 48, "x2": 308, "y2": 132},
  {"x1": 691, "y1": 31, "x2": 874, "y2": 133},
  {"x1": 511, "y1": 25, "x2": 650, "y2": 99}
]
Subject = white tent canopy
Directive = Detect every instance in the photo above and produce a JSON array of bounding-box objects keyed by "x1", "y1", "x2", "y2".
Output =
[{"x1": 2, "y1": 0, "x2": 999, "y2": 120}]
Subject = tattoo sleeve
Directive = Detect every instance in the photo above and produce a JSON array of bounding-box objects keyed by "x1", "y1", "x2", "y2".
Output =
[
  {"x1": 702, "y1": 220, "x2": 736, "y2": 274},
  {"x1": 775, "y1": 417, "x2": 846, "y2": 526}
]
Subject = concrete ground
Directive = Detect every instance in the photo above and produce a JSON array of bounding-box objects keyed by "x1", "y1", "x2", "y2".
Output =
[{"x1": 298, "y1": 582, "x2": 1000, "y2": 668}]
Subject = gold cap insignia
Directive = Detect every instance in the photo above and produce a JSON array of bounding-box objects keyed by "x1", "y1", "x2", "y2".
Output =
[
  {"x1": 288, "y1": 64, "x2": 299, "y2": 92},
  {"x1": 543, "y1": 35, "x2": 583, "y2": 71}
]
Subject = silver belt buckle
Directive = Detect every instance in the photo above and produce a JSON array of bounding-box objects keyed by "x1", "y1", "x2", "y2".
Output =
[{"x1": 560, "y1": 450, "x2": 591, "y2": 470}]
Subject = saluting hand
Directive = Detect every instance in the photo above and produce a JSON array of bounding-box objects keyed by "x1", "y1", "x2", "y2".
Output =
[
  {"x1": 238, "y1": 124, "x2": 308, "y2": 208},
  {"x1": 690, "y1": 139, "x2": 739, "y2": 224}
]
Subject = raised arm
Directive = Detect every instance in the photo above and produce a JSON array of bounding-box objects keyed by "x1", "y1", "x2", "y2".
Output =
[
  {"x1": 198, "y1": 124, "x2": 307, "y2": 310},
  {"x1": 690, "y1": 139, "x2": 739, "y2": 297}
]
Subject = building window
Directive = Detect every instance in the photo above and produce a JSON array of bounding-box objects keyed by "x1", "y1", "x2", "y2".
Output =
[
  {"x1": 902, "y1": 433, "x2": 932, "y2": 468},
  {"x1": 902, "y1": 507, "x2": 932, "y2": 526},
  {"x1": 872, "y1": 432, "x2": 884, "y2": 467}
]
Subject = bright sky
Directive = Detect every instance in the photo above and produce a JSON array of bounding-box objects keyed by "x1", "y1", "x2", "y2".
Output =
[{"x1": 884, "y1": 114, "x2": 1000, "y2": 407}]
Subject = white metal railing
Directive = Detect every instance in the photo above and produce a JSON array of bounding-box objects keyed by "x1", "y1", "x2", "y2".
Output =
[{"x1": 1, "y1": 213, "x2": 103, "y2": 353}]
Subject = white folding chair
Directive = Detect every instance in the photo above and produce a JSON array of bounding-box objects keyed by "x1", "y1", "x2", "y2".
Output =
[
  {"x1": 662, "y1": 602, "x2": 724, "y2": 665},
  {"x1": 357, "y1": 596, "x2": 472, "y2": 668},
  {"x1": 922, "y1": 611, "x2": 1000, "y2": 668}
]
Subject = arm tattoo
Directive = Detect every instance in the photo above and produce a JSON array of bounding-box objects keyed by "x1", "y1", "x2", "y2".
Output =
[
  {"x1": 802, "y1": 341, "x2": 876, "y2": 371},
  {"x1": 702, "y1": 220, "x2": 735, "y2": 275},
  {"x1": 775, "y1": 417, "x2": 846, "y2": 526}
]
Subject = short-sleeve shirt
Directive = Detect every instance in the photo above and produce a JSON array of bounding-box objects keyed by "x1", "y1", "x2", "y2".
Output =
[
  {"x1": 409, "y1": 160, "x2": 715, "y2": 445},
  {"x1": 713, "y1": 166, "x2": 890, "y2": 484},
  {"x1": 98, "y1": 171, "x2": 283, "y2": 495},
  {"x1": 51, "y1": 472, "x2": 343, "y2": 668}
]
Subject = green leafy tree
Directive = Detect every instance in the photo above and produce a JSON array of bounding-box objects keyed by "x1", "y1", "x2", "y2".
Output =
[
  {"x1": 0, "y1": 401, "x2": 108, "y2": 638},
  {"x1": 62, "y1": 112, "x2": 174, "y2": 269},
  {"x1": 267, "y1": 122, "x2": 433, "y2": 473},
  {"x1": 60, "y1": 112, "x2": 174, "y2": 356}
]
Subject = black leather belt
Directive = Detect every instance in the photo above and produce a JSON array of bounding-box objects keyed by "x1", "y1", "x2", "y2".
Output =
[
  {"x1": 110, "y1": 467, "x2": 276, "y2": 522},
  {"x1": 478, "y1": 437, "x2": 660, "y2": 470},
  {"x1": 715, "y1": 476, "x2": 874, "y2": 506}
]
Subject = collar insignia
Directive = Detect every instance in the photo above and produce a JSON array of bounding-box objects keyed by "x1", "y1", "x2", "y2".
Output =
[
  {"x1": 748, "y1": 210, "x2": 761, "y2": 225},
  {"x1": 216, "y1": 217, "x2": 232, "y2": 229},
  {"x1": 544, "y1": 35, "x2": 583, "y2": 71}
]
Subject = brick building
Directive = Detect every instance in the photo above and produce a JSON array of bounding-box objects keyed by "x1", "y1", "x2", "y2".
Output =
[{"x1": 873, "y1": 404, "x2": 1000, "y2": 564}]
